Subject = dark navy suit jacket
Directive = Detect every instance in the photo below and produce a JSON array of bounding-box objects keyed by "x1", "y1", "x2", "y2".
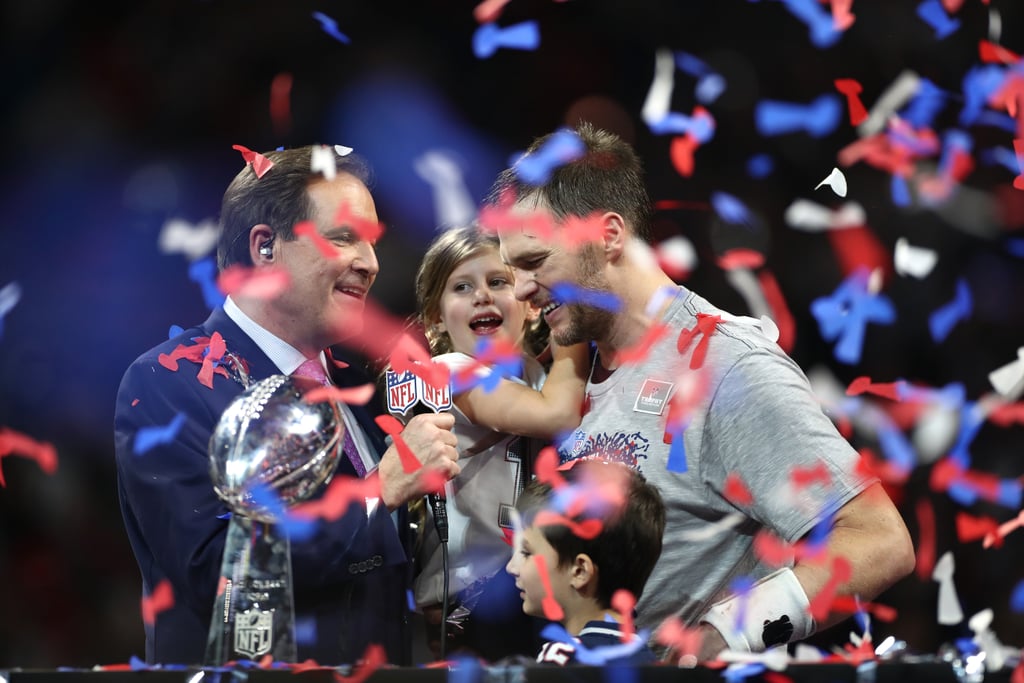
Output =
[{"x1": 114, "y1": 307, "x2": 410, "y2": 666}]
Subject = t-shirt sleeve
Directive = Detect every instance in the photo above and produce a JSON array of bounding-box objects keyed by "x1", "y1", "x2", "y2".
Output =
[{"x1": 699, "y1": 348, "x2": 875, "y2": 543}]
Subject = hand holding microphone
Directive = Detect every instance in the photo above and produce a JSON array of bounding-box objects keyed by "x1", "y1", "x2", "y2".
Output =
[{"x1": 382, "y1": 368, "x2": 457, "y2": 540}]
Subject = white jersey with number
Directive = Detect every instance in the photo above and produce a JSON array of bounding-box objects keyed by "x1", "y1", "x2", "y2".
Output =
[{"x1": 413, "y1": 352, "x2": 546, "y2": 608}]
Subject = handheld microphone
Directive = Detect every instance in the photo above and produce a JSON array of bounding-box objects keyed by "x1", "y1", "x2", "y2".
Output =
[{"x1": 384, "y1": 366, "x2": 454, "y2": 658}]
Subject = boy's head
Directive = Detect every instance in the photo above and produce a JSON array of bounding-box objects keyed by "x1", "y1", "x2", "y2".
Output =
[{"x1": 506, "y1": 460, "x2": 666, "y2": 620}]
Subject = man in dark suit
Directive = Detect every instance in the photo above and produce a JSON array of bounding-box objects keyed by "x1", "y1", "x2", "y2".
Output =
[{"x1": 114, "y1": 146, "x2": 459, "y2": 666}]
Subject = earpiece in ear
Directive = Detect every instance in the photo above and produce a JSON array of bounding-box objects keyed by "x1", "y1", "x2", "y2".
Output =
[{"x1": 258, "y1": 238, "x2": 274, "y2": 257}]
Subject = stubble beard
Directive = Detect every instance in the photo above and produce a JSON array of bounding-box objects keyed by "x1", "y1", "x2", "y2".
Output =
[{"x1": 551, "y1": 244, "x2": 614, "y2": 346}]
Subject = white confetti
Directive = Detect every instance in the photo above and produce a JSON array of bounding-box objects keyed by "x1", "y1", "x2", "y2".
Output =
[
  {"x1": 988, "y1": 347, "x2": 1024, "y2": 400},
  {"x1": 932, "y1": 551, "x2": 964, "y2": 626},
  {"x1": 158, "y1": 217, "x2": 220, "y2": 261},
  {"x1": 894, "y1": 237, "x2": 939, "y2": 279},
  {"x1": 413, "y1": 150, "x2": 478, "y2": 229},
  {"x1": 815, "y1": 167, "x2": 848, "y2": 197}
]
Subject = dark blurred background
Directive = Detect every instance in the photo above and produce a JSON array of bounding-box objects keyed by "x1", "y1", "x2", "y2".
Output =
[{"x1": 1, "y1": 0, "x2": 1023, "y2": 668}]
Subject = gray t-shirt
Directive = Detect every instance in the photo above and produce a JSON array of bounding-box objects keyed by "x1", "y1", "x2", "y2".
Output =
[{"x1": 555, "y1": 287, "x2": 872, "y2": 632}]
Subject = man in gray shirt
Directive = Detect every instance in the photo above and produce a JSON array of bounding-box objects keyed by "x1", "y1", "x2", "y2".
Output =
[{"x1": 487, "y1": 122, "x2": 914, "y2": 659}]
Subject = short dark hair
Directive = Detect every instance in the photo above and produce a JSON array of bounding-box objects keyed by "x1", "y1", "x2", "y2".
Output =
[
  {"x1": 485, "y1": 121, "x2": 653, "y2": 242},
  {"x1": 516, "y1": 460, "x2": 665, "y2": 608},
  {"x1": 216, "y1": 145, "x2": 372, "y2": 270}
]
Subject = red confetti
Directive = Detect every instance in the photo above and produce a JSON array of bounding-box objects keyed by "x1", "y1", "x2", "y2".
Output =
[
  {"x1": 1013, "y1": 139, "x2": 1024, "y2": 191},
  {"x1": 670, "y1": 133, "x2": 700, "y2": 178},
  {"x1": 196, "y1": 331, "x2": 227, "y2": 389},
  {"x1": 716, "y1": 248, "x2": 765, "y2": 271},
  {"x1": 533, "y1": 553, "x2": 565, "y2": 621},
  {"x1": 790, "y1": 461, "x2": 833, "y2": 489},
  {"x1": 676, "y1": 313, "x2": 722, "y2": 370},
  {"x1": 0, "y1": 427, "x2": 58, "y2": 487},
  {"x1": 269, "y1": 72, "x2": 293, "y2": 137},
  {"x1": 808, "y1": 556, "x2": 852, "y2": 621},
  {"x1": 535, "y1": 447, "x2": 566, "y2": 489},
  {"x1": 533, "y1": 510, "x2": 603, "y2": 539},
  {"x1": 956, "y1": 511, "x2": 1000, "y2": 543},
  {"x1": 304, "y1": 383, "x2": 376, "y2": 406},
  {"x1": 131, "y1": 398, "x2": 140, "y2": 407},
  {"x1": 231, "y1": 144, "x2": 274, "y2": 178},
  {"x1": 914, "y1": 497, "x2": 936, "y2": 580},
  {"x1": 653, "y1": 616, "x2": 704, "y2": 663},
  {"x1": 294, "y1": 220, "x2": 341, "y2": 259},
  {"x1": 292, "y1": 475, "x2": 382, "y2": 522},
  {"x1": 829, "y1": 0, "x2": 855, "y2": 31},
  {"x1": 558, "y1": 213, "x2": 608, "y2": 248},
  {"x1": 986, "y1": 401, "x2": 1024, "y2": 427},
  {"x1": 724, "y1": 472, "x2": 753, "y2": 506},
  {"x1": 140, "y1": 579, "x2": 174, "y2": 626},
  {"x1": 374, "y1": 415, "x2": 421, "y2": 474},
  {"x1": 335, "y1": 202, "x2": 385, "y2": 243},
  {"x1": 830, "y1": 595, "x2": 897, "y2": 622},
  {"x1": 473, "y1": 0, "x2": 513, "y2": 23},
  {"x1": 983, "y1": 509, "x2": 1024, "y2": 549},
  {"x1": 846, "y1": 376, "x2": 904, "y2": 401},
  {"x1": 611, "y1": 589, "x2": 636, "y2": 639},
  {"x1": 613, "y1": 322, "x2": 670, "y2": 366},
  {"x1": 835, "y1": 79, "x2": 869, "y2": 126},
  {"x1": 826, "y1": 224, "x2": 893, "y2": 283},
  {"x1": 325, "y1": 348, "x2": 350, "y2": 370},
  {"x1": 332, "y1": 644, "x2": 387, "y2": 683},
  {"x1": 757, "y1": 270, "x2": 796, "y2": 353},
  {"x1": 979, "y1": 40, "x2": 1021, "y2": 64},
  {"x1": 218, "y1": 264, "x2": 291, "y2": 300}
]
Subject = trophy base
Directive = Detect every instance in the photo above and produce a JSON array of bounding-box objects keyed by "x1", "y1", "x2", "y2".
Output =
[{"x1": 204, "y1": 515, "x2": 298, "y2": 664}]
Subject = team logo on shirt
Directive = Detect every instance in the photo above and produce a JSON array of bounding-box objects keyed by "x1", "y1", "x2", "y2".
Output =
[{"x1": 633, "y1": 379, "x2": 674, "y2": 415}]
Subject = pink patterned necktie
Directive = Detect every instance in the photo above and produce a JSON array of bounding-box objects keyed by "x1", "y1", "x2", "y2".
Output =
[{"x1": 292, "y1": 358, "x2": 366, "y2": 478}]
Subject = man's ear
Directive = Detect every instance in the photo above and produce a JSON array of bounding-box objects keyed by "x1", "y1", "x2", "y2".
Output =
[
  {"x1": 569, "y1": 553, "x2": 597, "y2": 593},
  {"x1": 525, "y1": 302, "x2": 541, "y2": 322},
  {"x1": 601, "y1": 212, "x2": 628, "y2": 262},
  {"x1": 249, "y1": 224, "x2": 275, "y2": 264}
]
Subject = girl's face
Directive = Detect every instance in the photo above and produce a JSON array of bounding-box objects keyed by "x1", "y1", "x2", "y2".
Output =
[{"x1": 436, "y1": 248, "x2": 534, "y2": 357}]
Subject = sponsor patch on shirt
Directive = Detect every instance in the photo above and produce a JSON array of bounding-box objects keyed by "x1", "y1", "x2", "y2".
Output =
[{"x1": 633, "y1": 378, "x2": 674, "y2": 415}]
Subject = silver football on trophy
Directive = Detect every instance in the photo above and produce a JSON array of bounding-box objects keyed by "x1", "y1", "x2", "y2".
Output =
[{"x1": 209, "y1": 374, "x2": 345, "y2": 522}]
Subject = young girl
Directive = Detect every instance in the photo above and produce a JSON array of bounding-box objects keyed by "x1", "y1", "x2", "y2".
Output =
[{"x1": 412, "y1": 225, "x2": 589, "y2": 661}]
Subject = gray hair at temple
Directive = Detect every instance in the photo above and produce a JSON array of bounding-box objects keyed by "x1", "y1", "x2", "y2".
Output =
[
  {"x1": 216, "y1": 145, "x2": 372, "y2": 270},
  {"x1": 484, "y1": 121, "x2": 653, "y2": 243}
]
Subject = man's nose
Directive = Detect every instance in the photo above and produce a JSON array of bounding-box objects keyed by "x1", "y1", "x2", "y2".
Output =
[
  {"x1": 513, "y1": 273, "x2": 535, "y2": 302},
  {"x1": 352, "y1": 242, "x2": 379, "y2": 277}
]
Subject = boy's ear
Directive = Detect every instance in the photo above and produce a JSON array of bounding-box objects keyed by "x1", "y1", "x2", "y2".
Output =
[{"x1": 569, "y1": 553, "x2": 597, "y2": 592}]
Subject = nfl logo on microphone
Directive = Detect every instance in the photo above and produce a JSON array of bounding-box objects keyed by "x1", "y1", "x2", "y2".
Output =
[{"x1": 386, "y1": 369, "x2": 418, "y2": 416}]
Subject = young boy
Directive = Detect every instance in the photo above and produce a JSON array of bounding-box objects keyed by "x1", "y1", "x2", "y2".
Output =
[{"x1": 506, "y1": 459, "x2": 666, "y2": 666}]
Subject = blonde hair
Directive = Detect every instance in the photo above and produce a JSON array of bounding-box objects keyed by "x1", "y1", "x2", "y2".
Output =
[{"x1": 414, "y1": 225, "x2": 548, "y2": 357}]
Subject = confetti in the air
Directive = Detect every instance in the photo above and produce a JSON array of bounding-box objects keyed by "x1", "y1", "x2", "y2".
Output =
[
  {"x1": 231, "y1": 144, "x2": 274, "y2": 178},
  {"x1": 0, "y1": 427, "x2": 58, "y2": 487},
  {"x1": 894, "y1": 237, "x2": 938, "y2": 279},
  {"x1": 133, "y1": 413, "x2": 186, "y2": 456},
  {"x1": 158, "y1": 218, "x2": 219, "y2": 261},
  {"x1": 512, "y1": 128, "x2": 586, "y2": 185},
  {"x1": 932, "y1": 551, "x2": 964, "y2": 625},
  {"x1": 929, "y1": 278, "x2": 972, "y2": 343},
  {"x1": 473, "y1": 21, "x2": 540, "y2": 59},
  {"x1": 917, "y1": 0, "x2": 961, "y2": 40},
  {"x1": 756, "y1": 94, "x2": 843, "y2": 138},
  {"x1": 0, "y1": 281, "x2": 22, "y2": 338},
  {"x1": 311, "y1": 11, "x2": 351, "y2": 44},
  {"x1": 810, "y1": 268, "x2": 896, "y2": 365}
]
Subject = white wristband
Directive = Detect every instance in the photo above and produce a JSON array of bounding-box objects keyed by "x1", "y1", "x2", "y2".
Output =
[{"x1": 699, "y1": 567, "x2": 814, "y2": 653}]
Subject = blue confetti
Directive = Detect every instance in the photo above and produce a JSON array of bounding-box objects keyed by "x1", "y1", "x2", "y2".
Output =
[
  {"x1": 723, "y1": 662, "x2": 766, "y2": 683},
  {"x1": 1010, "y1": 579, "x2": 1024, "y2": 612},
  {"x1": 900, "y1": 78, "x2": 948, "y2": 129},
  {"x1": 755, "y1": 94, "x2": 842, "y2": 138},
  {"x1": 133, "y1": 413, "x2": 186, "y2": 455},
  {"x1": 959, "y1": 64, "x2": 1006, "y2": 127},
  {"x1": 550, "y1": 282, "x2": 623, "y2": 312},
  {"x1": 473, "y1": 21, "x2": 540, "y2": 59},
  {"x1": 928, "y1": 278, "x2": 971, "y2": 343},
  {"x1": 917, "y1": 0, "x2": 961, "y2": 39},
  {"x1": 891, "y1": 174, "x2": 912, "y2": 207},
  {"x1": 695, "y1": 73, "x2": 726, "y2": 104},
  {"x1": 312, "y1": 11, "x2": 351, "y2": 44},
  {"x1": 188, "y1": 256, "x2": 226, "y2": 310},
  {"x1": 877, "y1": 421, "x2": 917, "y2": 475},
  {"x1": 512, "y1": 128, "x2": 586, "y2": 185},
  {"x1": 746, "y1": 154, "x2": 775, "y2": 178},
  {"x1": 674, "y1": 51, "x2": 710, "y2": 76},
  {"x1": 1006, "y1": 238, "x2": 1024, "y2": 258},
  {"x1": 167, "y1": 324, "x2": 184, "y2": 339},
  {"x1": 810, "y1": 269, "x2": 896, "y2": 365},
  {"x1": 779, "y1": 0, "x2": 840, "y2": 48},
  {"x1": 997, "y1": 480, "x2": 1022, "y2": 509},
  {"x1": 666, "y1": 427, "x2": 687, "y2": 473},
  {"x1": 295, "y1": 616, "x2": 317, "y2": 645},
  {"x1": 710, "y1": 191, "x2": 757, "y2": 227}
]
